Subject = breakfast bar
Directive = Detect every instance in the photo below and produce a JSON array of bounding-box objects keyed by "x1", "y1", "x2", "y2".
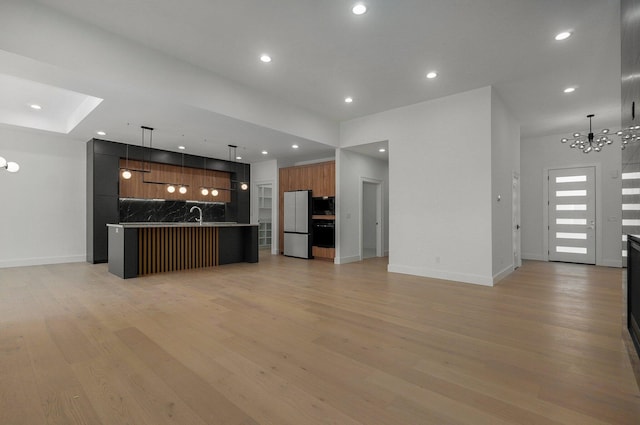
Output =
[{"x1": 107, "y1": 222, "x2": 258, "y2": 278}]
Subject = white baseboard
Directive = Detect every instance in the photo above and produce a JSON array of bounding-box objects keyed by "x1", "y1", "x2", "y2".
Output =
[
  {"x1": 335, "y1": 255, "x2": 361, "y2": 265},
  {"x1": 0, "y1": 254, "x2": 86, "y2": 269},
  {"x1": 493, "y1": 264, "x2": 514, "y2": 284},
  {"x1": 387, "y1": 263, "x2": 494, "y2": 286}
]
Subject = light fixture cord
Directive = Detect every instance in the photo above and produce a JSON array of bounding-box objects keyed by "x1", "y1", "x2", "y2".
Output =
[{"x1": 203, "y1": 157, "x2": 207, "y2": 188}]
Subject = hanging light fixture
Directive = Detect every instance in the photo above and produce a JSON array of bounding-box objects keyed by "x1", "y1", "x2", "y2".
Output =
[
  {"x1": 561, "y1": 114, "x2": 639, "y2": 152},
  {"x1": 228, "y1": 144, "x2": 248, "y2": 191},
  {"x1": 240, "y1": 157, "x2": 248, "y2": 191},
  {"x1": 200, "y1": 158, "x2": 210, "y2": 196},
  {"x1": 121, "y1": 144, "x2": 132, "y2": 179},
  {"x1": 618, "y1": 124, "x2": 640, "y2": 149},
  {"x1": 120, "y1": 126, "x2": 154, "y2": 178},
  {"x1": 228, "y1": 144, "x2": 249, "y2": 191},
  {"x1": 561, "y1": 114, "x2": 614, "y2": 153},
  {"x1": 0, "y1": 155, "x2": 20, "y2": 173},
  {"x1": 174, "y1": 151, "x2": 188, "y2": 194}
]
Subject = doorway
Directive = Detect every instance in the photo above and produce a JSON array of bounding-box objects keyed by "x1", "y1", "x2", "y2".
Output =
[
  {"x1": 361, "y1": 179, "x2": 382, "y2": 259},
  {"x1": 512, "y1": 172, "x2": 522, "y2": 269},
  {"x1": 548, "y1": 166, "x2": 596, "y2": 264}
]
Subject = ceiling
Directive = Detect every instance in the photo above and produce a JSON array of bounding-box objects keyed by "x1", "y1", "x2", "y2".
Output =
[{"x1": 0, "y1": 0, "x2": 623, "y2": 163}]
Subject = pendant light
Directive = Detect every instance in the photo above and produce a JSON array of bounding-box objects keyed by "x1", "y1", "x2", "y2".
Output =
[
  {"x1": 121, "y1": 144, "x2": 132, "y2": 179},
  {"x1": 240, "y1": 155, "x2": 248, "y2": 191},
  {"x1": 228, "y1": 144, "x2": 248, "y2": 191},
  {"x1": 167, "y1": 151, "x2": 188, "y2": 194},
  {"x1": 178, "y1": 152, "x2": 187, "y2": 194},
  {"x1": 200, "y1": 158, "x2": 209, "y2": 196},
  {"x1": 121, "y1": 126, "x2": 153, "y2": 178}
]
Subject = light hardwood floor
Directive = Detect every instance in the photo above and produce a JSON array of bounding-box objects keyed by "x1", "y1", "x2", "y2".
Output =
[{"x1": 1, "y1": 254, "x2": 638, "y2": 424}]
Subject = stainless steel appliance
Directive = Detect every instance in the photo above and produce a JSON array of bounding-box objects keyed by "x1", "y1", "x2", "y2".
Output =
[{"x1": 284, "y1": 190, "x2": 313, "y2": 259}]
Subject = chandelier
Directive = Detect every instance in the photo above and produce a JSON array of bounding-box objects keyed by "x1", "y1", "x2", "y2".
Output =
[
  {"x1": 0, "y1": 155, "x2": 19, "y2": 173},
  {"x1": 561, "y1": 114, "x2": 639, "y2": 153},
  {"x1": 561, "y1": 114, "x2": 613, "y2": 153},
  {"x1": 619, "y1": 123, "x2": 640, "y2": 150}
]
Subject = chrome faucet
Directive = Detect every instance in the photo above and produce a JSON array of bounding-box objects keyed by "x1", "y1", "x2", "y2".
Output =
[{"x1": 189, "y1": 206, "x2": 203, "y2": 225}]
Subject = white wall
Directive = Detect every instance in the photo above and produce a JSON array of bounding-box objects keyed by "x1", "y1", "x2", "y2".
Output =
[
  {"x1": 491, "y1": 89, "x2": 521, "y2": 280},
  {"x1": 336, "y1": 150, "x2": 389, "y2": 264},
  {"x1": 0, "y1": 126, "x2": 86, "y2": 267},
  {"x1": 521, "y1": 130, "x2": 622, "y2": 267},
  {"x1": 341, "y1": 87, "x2": 496, "y2": 285},
  {"x1": 250, "y1": 159, "x2": 279, "y2": 254}
]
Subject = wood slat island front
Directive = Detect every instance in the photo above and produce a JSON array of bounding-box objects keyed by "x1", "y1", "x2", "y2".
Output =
[{"x1": 107, "y1": 222, "x2": 258, "y2": 278}]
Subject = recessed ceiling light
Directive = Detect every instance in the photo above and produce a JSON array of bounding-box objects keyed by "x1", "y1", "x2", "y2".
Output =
[
  {"x1": 555, "y1": 31, "x2": 572, "y2": 41},
  {"x1": 292, "y1": 144, "x2": 299, "y2": 149},
  {"x1": 30, "y1": 104, "x2": 42, "y2": 110},
  {"x1": 178, "y1": 145, "x2": 186, "y2": 150},
  {"x1": 262, "y1": 150, "x2": 268, "y2": 155},
  {"x1": 352, "y1": 3, "x2": 367, "y2": 15},
  {"x1": 563, "y1": 87, "x2": 576, "y2": 93},
  {"x1": 426, "y1": 71, "x2": 438, "y2": 79},
  {"x1": 345, "y1": 97, "x2": 353, "y2": 103},
  {"x1": 236, "y1": 156, "x2": 242, "y2": 160},
  {"x1": 260, "y1": 54, "x2": 272, "y2": 63},
  {"x1": 96, "y1": 131, "x2": 106, "y2": 136},
  {"x1": 379, "y1": 148, "x2": 386, "y2": 153}
]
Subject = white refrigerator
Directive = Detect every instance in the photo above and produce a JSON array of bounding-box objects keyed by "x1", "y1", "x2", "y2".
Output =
[{"x1": 283, "y1": 190, "x2": 313, "y2": 259}]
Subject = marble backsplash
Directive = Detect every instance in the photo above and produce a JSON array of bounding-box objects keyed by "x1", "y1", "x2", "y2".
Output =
[{"x1": 119, "y1": 199, "x2": 226, "y2": 223}]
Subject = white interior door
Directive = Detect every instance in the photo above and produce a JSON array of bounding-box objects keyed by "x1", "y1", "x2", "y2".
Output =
[{"x1": 548, "y1": 167, "x2": 596, "y2": 264}]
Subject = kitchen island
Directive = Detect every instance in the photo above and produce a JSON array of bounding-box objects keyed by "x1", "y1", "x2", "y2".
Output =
[{"x1": 107, "y1": 222, "x2": 258, "y2": 278}]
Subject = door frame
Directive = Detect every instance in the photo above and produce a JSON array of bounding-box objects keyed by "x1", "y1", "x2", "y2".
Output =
[
  {"x1": 512, "y1": 171, "x2": 522, "y2": 269},
  {"x1": 360, "y1": 177, "x2": 383, "y2": 259},
  {"x1": 543, "y1": 163, "x2": 603, "y2": 265}
]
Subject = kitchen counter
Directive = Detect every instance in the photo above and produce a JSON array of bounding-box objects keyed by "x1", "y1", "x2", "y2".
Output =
[{"x1": 107, "y1": 222, "x2": 258, "y2": 278}]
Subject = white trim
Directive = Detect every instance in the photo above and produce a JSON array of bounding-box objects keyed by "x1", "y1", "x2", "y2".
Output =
[
  {"x1": 387, "y1": 264, "x2": 494, "y2": 286},
  {"x1": 493, "y1": 265, "x2": 514, "y2": 284},
  {"x1": 0, "y1": 255, "x2": 86, "y2": 268},
  {"x1": 336, "y1": 255, "x2": 361, "y2": 264}
]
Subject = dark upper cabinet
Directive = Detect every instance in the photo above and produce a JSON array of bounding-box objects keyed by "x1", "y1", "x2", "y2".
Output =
[{"x1": 93, "y1": 153, "x2": 120, "y2": 197}]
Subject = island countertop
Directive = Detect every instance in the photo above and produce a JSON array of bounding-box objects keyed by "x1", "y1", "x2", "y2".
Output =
[{"x1": 107, "y1": 222, "x2": 258, "y2": 228}]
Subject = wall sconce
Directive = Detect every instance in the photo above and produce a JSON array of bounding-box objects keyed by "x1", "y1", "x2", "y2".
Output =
[{"x1": 0, "y1": 155, "x2": 20, "y2": 173}]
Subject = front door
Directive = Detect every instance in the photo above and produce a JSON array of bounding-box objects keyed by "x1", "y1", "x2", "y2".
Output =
[{"x1": 548, "y1": 166, "x2": 596, "y2": 264}]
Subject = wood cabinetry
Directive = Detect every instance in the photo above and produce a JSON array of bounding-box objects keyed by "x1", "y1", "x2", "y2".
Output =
[
  {"x1": 279, "y1": 161, "x2": 335, "y2": 260},
  {"x1": 119, "y1": 159, "x2": 231, "y2": 203}
]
